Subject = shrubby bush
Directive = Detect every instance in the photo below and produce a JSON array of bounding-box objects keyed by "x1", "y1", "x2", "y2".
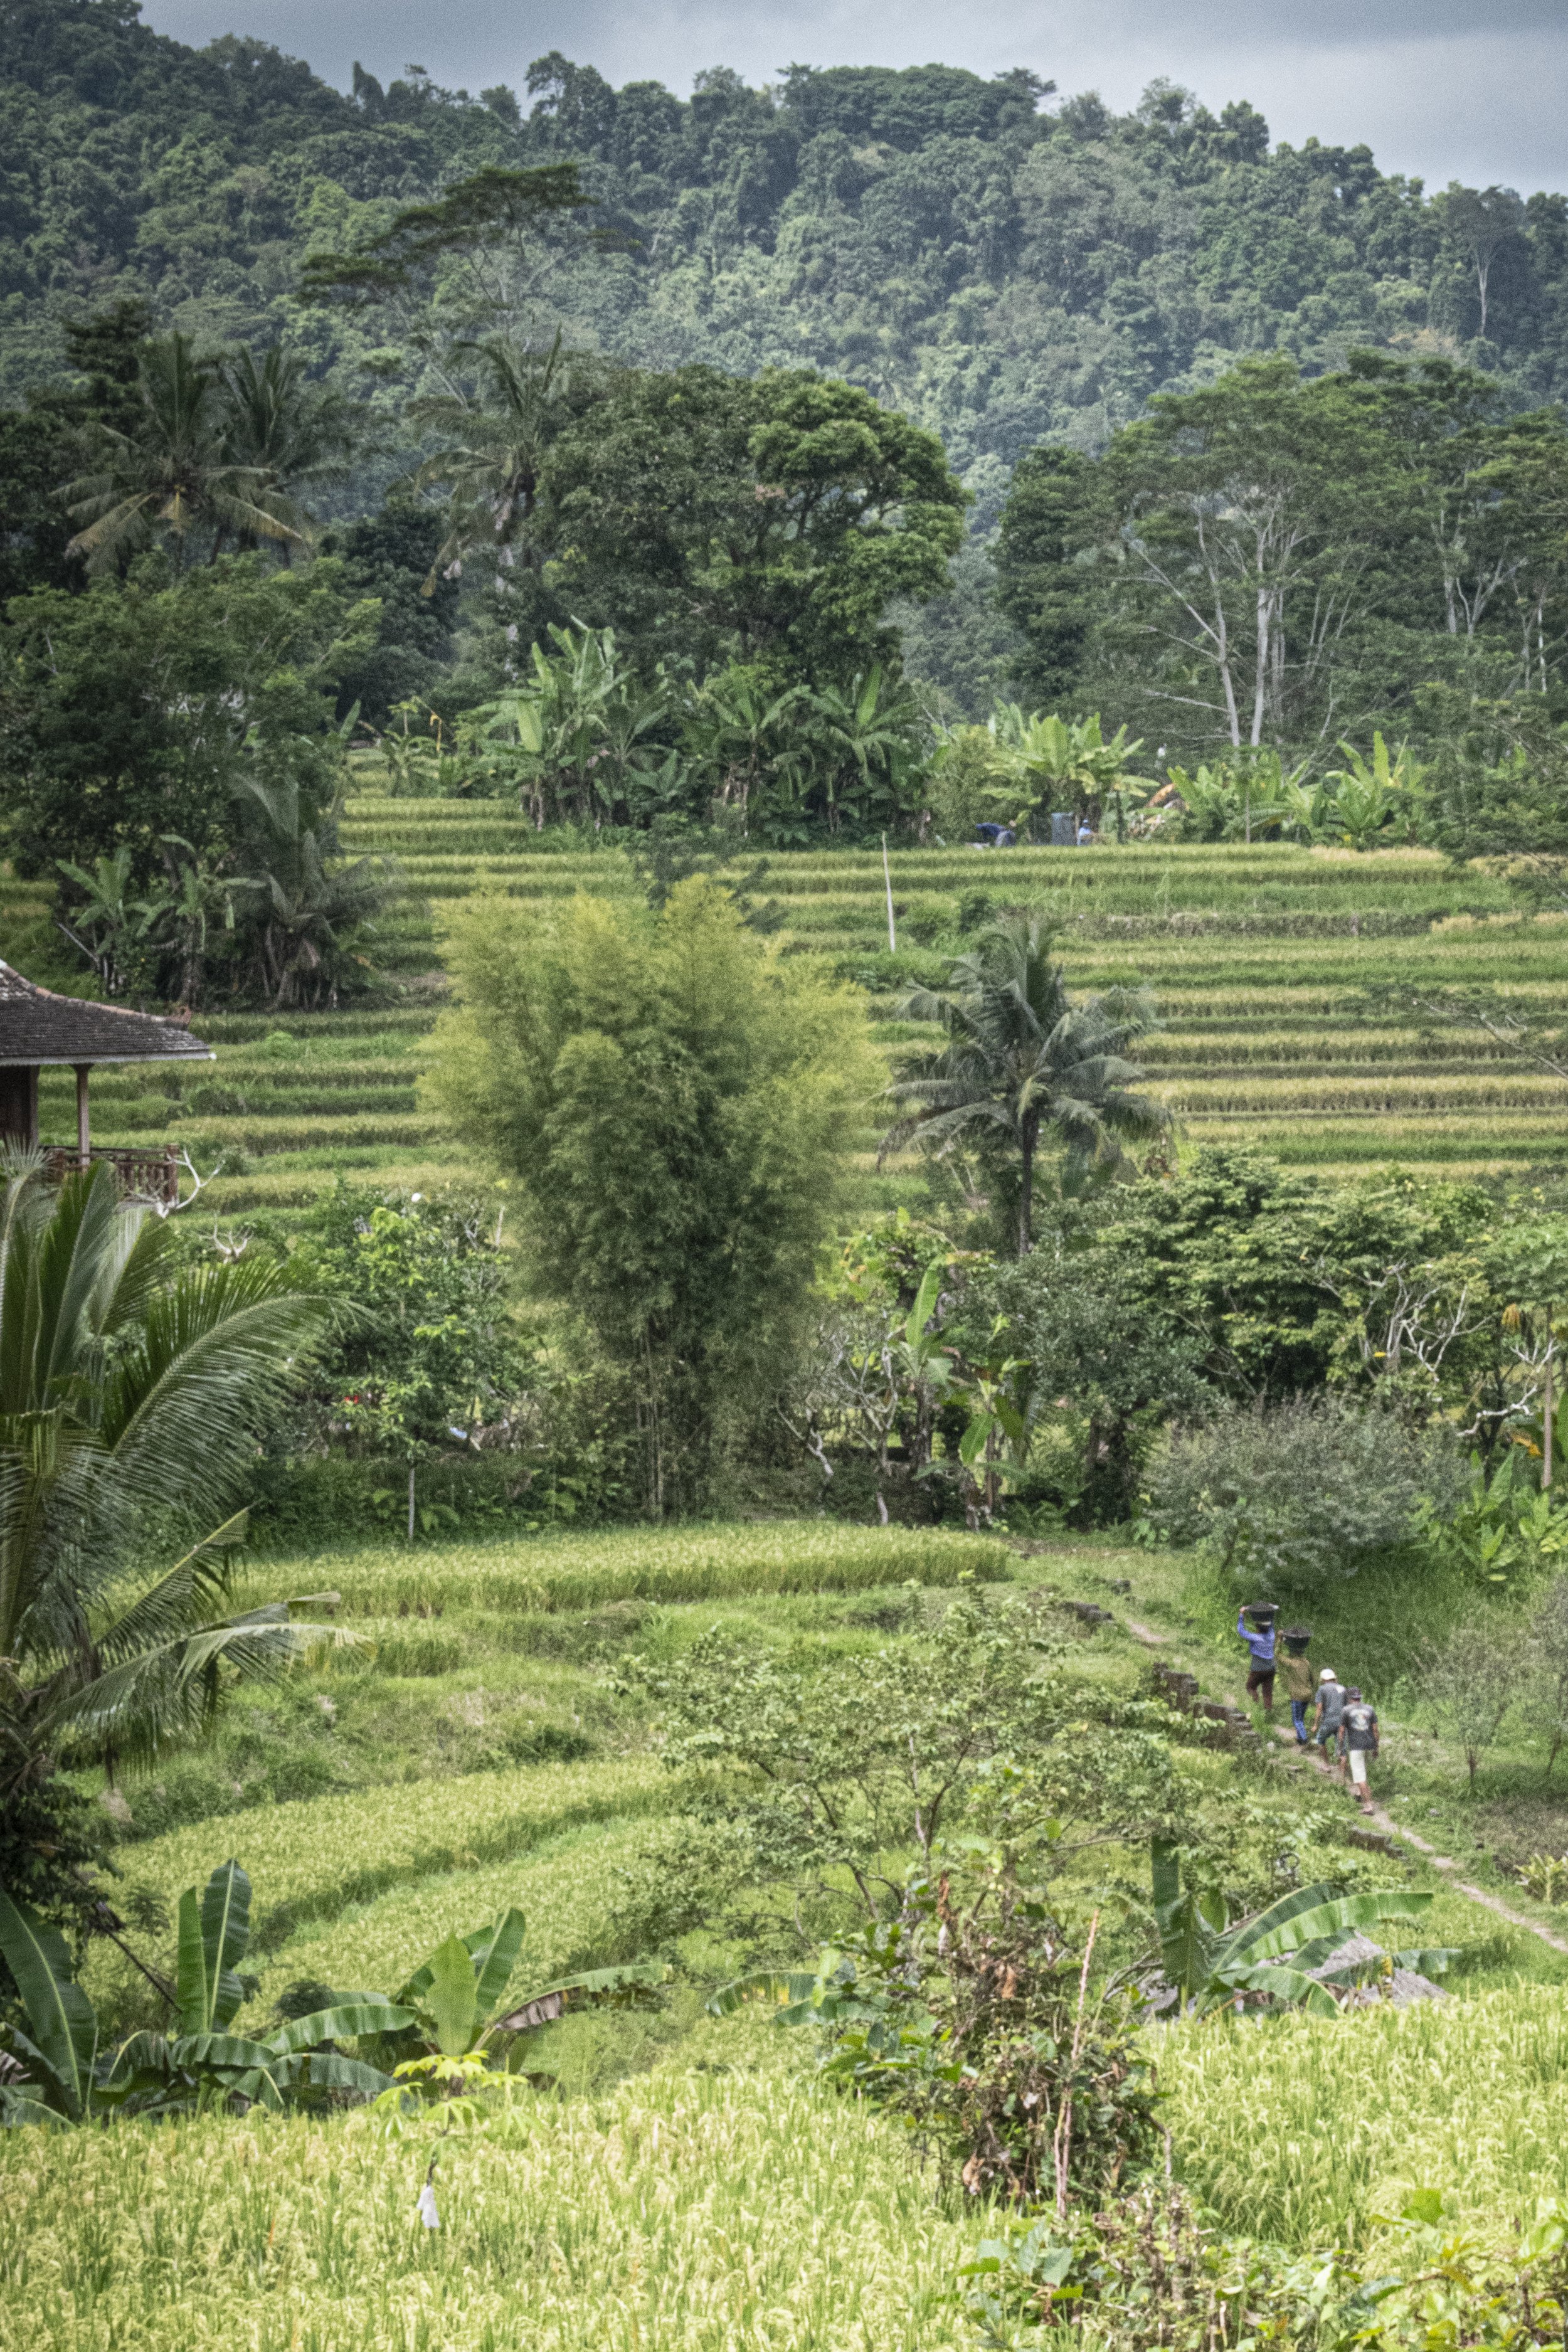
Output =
[
  {"x1": 963, "y1": 2183, "x2": 1568, "y2": 2352},
  {"x1": 1140, "y1": 1394, "x2": 1464, "y2": 1589}
]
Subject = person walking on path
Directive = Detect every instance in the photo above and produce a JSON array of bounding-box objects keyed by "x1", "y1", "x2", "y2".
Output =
[
  {"x1": 1237, "y1": 1605, "x2": 1277, "y2": 1715},
  {"x1": 1313, "y1": 1668, "x2": 1348, "y2": 1769},
  {"x1": 1339, "y1": 1688, "x2": 1380, "y2": 1813},
  {"x1": 1279, "y1": 1628, "x2": 1315, "y2": 1744}
]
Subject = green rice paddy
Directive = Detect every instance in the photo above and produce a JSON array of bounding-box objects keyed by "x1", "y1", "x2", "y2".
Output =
[{"x1": 4, "y1": 804, "x2": 1565, "y2": 1230}]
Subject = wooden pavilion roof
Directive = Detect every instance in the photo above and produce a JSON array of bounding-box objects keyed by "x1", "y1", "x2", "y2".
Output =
[{"x1": 0, "y1": 961, "x2": 212, "y2": 1067}]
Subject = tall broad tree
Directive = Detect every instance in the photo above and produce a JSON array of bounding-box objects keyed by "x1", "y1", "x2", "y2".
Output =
[
  {"x1": 881, "y1": 910, "x2": 1169, "y2": 1255},
  {"x1": 427, "y1": 877, "x2": 876, "y2": 1511},
  {"x1": 1098, "y1": 356, "x2": 1397, "y2": 751},
  {"x1": 533, "y1": 363, "x2": 967, "y2": 682}
]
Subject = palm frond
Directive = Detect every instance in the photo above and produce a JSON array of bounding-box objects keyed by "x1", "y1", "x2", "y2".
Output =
[
  {"x1": 98, "y1": 1263, "x2": 328, "y2": 1523},
  {"x1": 35, "y1": 1612, "x2": 355, "y2": 1772}
]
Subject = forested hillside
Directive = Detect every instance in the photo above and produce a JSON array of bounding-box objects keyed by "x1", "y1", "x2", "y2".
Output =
[{"x1": 4, "y1": 0, "x2": 1567, "y2": 481}]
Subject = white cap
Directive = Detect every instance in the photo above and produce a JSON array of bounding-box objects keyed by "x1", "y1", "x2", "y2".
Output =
[{"x1": 1320, "y1": 1667, "x2": 1337, "y2": 1682}]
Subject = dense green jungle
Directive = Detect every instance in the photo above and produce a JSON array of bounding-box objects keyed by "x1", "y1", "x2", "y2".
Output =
[
  {"x1": 13, "y1": 8, "x2": 1568, "y2": 2349},
  {"x1": 8, "y1": 0, "x2": 1568, "y2": 721}
]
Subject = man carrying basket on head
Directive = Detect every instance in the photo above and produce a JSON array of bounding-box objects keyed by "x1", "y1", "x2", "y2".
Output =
[{"x1": 1237, "y1": 1604, "x2": 1277, "y2": 1717}]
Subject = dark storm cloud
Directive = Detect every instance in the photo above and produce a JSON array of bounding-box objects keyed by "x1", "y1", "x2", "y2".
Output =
[{"x1": 136, "y1": 0, "x2": 1568, "y2": 192}]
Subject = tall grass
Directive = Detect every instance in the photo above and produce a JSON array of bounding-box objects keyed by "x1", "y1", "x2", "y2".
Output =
[
  {"x1": 1161, "y1": 1985, "x2": 1568, "y2": 2244},
  {"x1": 1180, "y1": 1548, "x2": 1480, "y2": 1698},
  {"x1": 244, "y1": 1814, "x2": 680, "y2": 2013},
  {"x1": 0, "y1": 2045, "x2": 974, "y2": 2352},
  {"x1": 253, "y1": 1521, "x2": 1006, "y2": 1612},
  {"x1": 98, "y1": 1754, "x2": 672, "y2": 1950}
]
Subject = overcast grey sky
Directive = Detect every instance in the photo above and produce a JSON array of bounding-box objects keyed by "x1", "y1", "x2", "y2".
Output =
[{"x1": 137, "y1": 0, "x2": 1568, "y2": 194}]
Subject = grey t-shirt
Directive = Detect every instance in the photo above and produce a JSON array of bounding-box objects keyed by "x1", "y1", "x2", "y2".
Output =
[
  {"x1": 1342, "y1": 1702, "x2": 1379, "y2": 1752},
  {"x1": 1316, "y1": 1681, "x2": 1347, "y2": 1730}
]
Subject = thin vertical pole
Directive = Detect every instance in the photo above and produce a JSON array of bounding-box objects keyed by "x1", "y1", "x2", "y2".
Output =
[
  {"x1": 882, "y1": 835, "x2": 896, "y2": 953},
  {"x1": 1546, "y1": 1318, "x2": 1555, "y2": 1491},
  {"x1": 75, "y1": 1064, "x2": 91, "y2": 1164}
]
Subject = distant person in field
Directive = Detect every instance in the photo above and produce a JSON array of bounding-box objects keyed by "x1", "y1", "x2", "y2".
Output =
[
  {"x1": 1076, "y1": 818, "x2": 1093, "y2": 845},
  {"x1": 1339, "y1": 1688, "x2": 1380, "y2": 1813},
  {"x1": 1279, "y1": 1627, "x2": 1315, "y2": 1745},
  {"x1": 1313, "y1": 1668, "x2": 1347, "y2": 1767},
  {"x1": 1236, "y1": 1605, "x2": 1276, "y2": 1716}
]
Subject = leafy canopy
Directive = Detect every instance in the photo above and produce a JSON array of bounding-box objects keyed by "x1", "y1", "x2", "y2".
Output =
[{"x1": 428, "y1": 877, "x2": 877, "y2": 1507}]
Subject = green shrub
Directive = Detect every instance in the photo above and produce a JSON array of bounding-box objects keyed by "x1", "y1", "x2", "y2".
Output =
[
  {"x1": 245, "y1": 1452, "x2": 611, "y2": 1546},
  {"x1": 1142, "y1": 1396, "x2": 1464, "y2": 1592}
]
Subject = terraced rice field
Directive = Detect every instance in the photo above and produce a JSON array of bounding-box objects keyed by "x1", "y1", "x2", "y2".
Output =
[
  {"x1": 19, "y1": 1516, "x2": 1011, "y2": 2352},
  {"x1": 4, "y1": 793, "x2": 1565, "y2": 1223}
]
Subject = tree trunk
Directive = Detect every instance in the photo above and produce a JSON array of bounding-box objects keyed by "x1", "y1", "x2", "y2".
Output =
[
  {"x1": 1018, "y1": 1119, "x2": 1036, "y2": 1256},
  {"x1": 1545, "y1": 1325, "x2": 1554, "y2": 1491}
]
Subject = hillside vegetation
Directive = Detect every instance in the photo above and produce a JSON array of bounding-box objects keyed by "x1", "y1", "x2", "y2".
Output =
[
  {"x1": 4, "y1": 2, "x2": 1567, "y2": 473},
  {"x1": 11, "y1": 16, "x2": 1568, "y2": 2339},
  {"x1": 13, "y1": 1518, "x2": 1568, "y2": 2350}
]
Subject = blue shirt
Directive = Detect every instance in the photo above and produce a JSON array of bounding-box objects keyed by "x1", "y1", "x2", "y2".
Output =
[{"x1": 1237, "y1": 1609, "x2": 1275, "y2": 1665}]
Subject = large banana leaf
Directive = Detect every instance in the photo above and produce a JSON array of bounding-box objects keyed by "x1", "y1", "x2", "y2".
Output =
[
  {"x1": 1150, "y1": 1846, "x2": 1436, "y2": 2016},
  {"x1": 1224, "y1": 1888, "x2": 1432, "y2": 1971},
  {"x1": 495, "y1": 1961, "x2": 670, "y2": 2034},
  {"x1": 423, "y1": 1935, "x2": 480, "y2": 2057},
  {"x1": 0, "y1": 2085, "x2": 67, "y2": 2130},
  {"x1": 1150, "y1": 1838, "x2": 1182, "y2": 1919},
  {"x1": 171, "y1": 2031, "x2": 281, "y2": 2071},
  {"x1": 394, "y1": 1910, "x2": 527, "y2": 2049},
  {"x1": 706, "y1": 1957, "x2": 865, "y2": 2029},
  {"x1": 1221, "y1": 1964, "x2": 1340, "y2": 2018},
  {"x1": 267, "y1": 2002, "x2": 414, "y2": 2056},
  {"x1": 470, "y1": 1909, "x2": 527, "y2": 2026},
  {"x1": 0, "y1": 1886, "x2": 97, "y2": 2120},
  {"x1": 707, "y1": 1967, "x2": 834, "y2": 2018},
  {"x1": 174, "y1": 1860, "x2": 251, "y2": 2035},
  {"x1": 396, "y1": 1920, "x2": 500, "y2": 2006},
  {"x1": 1154, "y1": 1885, "x2": 1226, "y2": 2003},
  {"x1": 267, "y1": 2050, "x2": 395, "y2": 2097}
]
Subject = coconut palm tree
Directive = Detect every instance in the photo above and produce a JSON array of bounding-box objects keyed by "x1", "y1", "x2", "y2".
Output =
[
  {"x1": 0, "y1": 1159, "x2": 342, "y2": 1799},
  {"x1": 881, "y1": 909, "x2": 1170, "y2": 1254},
  {"x1": 407, "y1": 331, "x2": 583, "y2": 588},
  {"x1": 213, "y1": 346, "x2": 361, "y2": 557},
  {"x1": 63, "y1": 332, "x2": 309, "y2": 573}
]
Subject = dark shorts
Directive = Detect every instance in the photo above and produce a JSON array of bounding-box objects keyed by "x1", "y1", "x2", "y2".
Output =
[{"x1": 1246, "y1": 1666, "x2": 1275, "y2": 1703}]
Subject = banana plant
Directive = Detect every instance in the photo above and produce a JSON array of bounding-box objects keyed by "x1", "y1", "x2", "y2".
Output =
[
  {"x1": 103, "y1": 1861, "x2": 411, "y2": 2112},
  {"x1": 984, "y1": 710, "x2": 1152, "y2": 839},
  {"x1": 955, "y1": 1337, "x2": 1034, "y2": 1525},
  {"x1": 1151, "y1": 1840, "x2": 1436, "y2": 2016},
  {"x1": 1163, "y1": 753, "x2": 1315, "y2": 845},
  {"x1": 0, "y1": 1863, "x2": 411, "y2": 2123},
  {"x1": 373, "y1": 1911, "x2": 670, "y2": 2108},
  {"x1": 393, "y1": 1910, "x2": 669, "y2": 2055},
  {"x1": 1319, "y1": 732, "x2": 1424, "y2": 850},
  {"x1": 1, "y1": 1871, "x2": 674, "y2": 2127},
  {"x1": 0, "y1": 1885, "x2": 101, "y2": 2124}
]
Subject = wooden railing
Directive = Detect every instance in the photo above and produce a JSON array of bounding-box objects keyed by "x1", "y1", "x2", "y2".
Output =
[{"x1": 41, "y1": 1146, "x2": 181, "y2": 1205}]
